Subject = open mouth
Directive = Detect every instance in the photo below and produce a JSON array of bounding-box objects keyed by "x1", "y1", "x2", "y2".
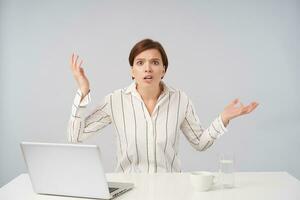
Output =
[{"x1": 144, "y1": 75, "x2": 153, "y2": 80}]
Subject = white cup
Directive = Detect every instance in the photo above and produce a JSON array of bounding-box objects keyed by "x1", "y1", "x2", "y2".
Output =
[{"x1": 190, "y1": 171, "x2": 217, "y2": 192}]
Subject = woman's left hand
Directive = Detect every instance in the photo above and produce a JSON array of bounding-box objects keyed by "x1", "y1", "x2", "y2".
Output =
[{"x1": 221, "y1": 98, "x2": 259, "y2": 127}]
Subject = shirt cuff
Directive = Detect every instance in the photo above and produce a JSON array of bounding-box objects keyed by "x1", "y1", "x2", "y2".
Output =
[
  {"x1": 74, "y1": 89, "x2": 91, "y2": 107},
  {"x1": 72, "y1": 89, "x2": 91, "y2": 117},
  {"x1": 218, "y1": 115, "x2": 228, "y2": 133}
]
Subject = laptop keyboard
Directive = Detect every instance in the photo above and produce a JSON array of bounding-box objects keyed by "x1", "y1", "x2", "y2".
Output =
[{"x1": 109, "y1": 187, "x2": 119, "y2": 193}]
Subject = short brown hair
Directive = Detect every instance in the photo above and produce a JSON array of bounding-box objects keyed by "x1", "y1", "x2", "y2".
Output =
[{"x1": 129, "y1": 39, "x2": 168, "y2": 79}]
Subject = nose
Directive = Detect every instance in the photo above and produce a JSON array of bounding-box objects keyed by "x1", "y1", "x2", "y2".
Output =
[{"x1": 144, "y1": 61, "x2": 152, "y2": 72}]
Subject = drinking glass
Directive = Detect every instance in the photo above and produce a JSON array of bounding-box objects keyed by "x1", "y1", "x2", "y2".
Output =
[{"x1": 218, "y1": 152, "x2": 235, "y2": 189}]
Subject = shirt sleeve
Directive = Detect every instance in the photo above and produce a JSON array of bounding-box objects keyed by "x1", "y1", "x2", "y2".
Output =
[
  {"x1": 180, "y1": 98, "x2": 227, "y2": 151},
  {"x1": 67, "y1": 89, "x2": 112, "y2": 143}
]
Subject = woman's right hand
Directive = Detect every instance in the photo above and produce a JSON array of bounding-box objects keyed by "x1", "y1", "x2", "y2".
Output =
[{"x1": 70, "y1": 53, "x2": 90, "y2": 98}]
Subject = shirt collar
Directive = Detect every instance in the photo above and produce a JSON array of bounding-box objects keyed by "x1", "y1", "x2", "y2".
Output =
[{"x1": 124, "y1": 80, "x2": 175, "y2": 95}]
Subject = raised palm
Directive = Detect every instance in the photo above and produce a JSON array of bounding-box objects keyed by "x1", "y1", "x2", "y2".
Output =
[
  {"x1": 70, "y1": 53, "x2": 90, "y2": 97},
  {"x1": 221, "y1": 98, "x2": 259, "y2": 125}
]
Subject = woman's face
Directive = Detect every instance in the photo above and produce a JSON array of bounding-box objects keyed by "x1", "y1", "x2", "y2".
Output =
[{"x1": 130, "y1": 48, "x2": 166, "y2": 88}]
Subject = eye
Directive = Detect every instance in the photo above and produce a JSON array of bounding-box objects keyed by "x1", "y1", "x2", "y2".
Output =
[
  {"x1": 136, "y1": 61, "x2": 143, "y2": 65},
  {"x1": 153, "y1": 60, "x2": 160, "y2": 65}
]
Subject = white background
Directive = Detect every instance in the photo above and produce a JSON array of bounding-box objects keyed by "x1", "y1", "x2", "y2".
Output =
[{"x1": 1, "y1": 0, "x2": 299, "y2": 186}]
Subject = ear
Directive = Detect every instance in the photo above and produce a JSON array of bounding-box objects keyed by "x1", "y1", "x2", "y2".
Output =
[
  {"x1": 162, "y1": 66, "x2": 166, "y2": 75},
  {"x1": 130, "y1": 67, "x2": 134, "y2": 79}
]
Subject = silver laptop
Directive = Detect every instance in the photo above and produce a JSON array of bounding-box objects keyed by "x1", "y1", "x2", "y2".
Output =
[{"x1": 20, "y1": 142, "x2": 134, "y2": 199}]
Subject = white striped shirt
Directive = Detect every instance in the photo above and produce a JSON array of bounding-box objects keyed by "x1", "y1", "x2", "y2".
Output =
[{"x1": 68, "y1": 81, "x2": 227, "y2": 173}]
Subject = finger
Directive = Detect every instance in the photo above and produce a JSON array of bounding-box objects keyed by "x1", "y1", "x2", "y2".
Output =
[
  {"x1": 241, "y1": 106, "x2": 250, "y2": 114},
  {"x1": 226, "y1": 98, "x2": 238, "y2": 109},
  {"x1": 71, "y1": 53, "x2": 74, "y2": 65},
  {"x1": 244, "y1": 103, "x2": 258, "y2": 114},
  {"x1": 76, "y1": 59, "x2": 83, "y2": 73},
  {"x1": 239, "y1": 101, "x2": 244, "y2": 108},
  {"x1": 244, "y1": 108, "x2": 254, "y2": 114},
  {"x1": 249, "y1": 102, "x2": 258, "y2": 109},
  {"x1": 231, "y1": 98, "x2": 239, "y2": 105},
  {"x1": 249, "y1": 103, "x2": 259, "y2": 111},
  {"x1": 78, "y1": 60, "x2": 83, "y2": 69},
  {"x1": 74, "y1": 55, "x2": 79, "y2": 70},
  {"x1": 70, "y1": 53, "x2": 74, "y2": 69}
]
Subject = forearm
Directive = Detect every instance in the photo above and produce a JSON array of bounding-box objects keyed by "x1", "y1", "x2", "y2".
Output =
[
  {"x1": 182, "y1": 115, "x2": 227, "y2": 151},
  {"x1": 68, "y1": 89, "x2": 91, "y2": 143},
  {"x1": 220, "y1": 112, "x2": 230, "y2": 127}
]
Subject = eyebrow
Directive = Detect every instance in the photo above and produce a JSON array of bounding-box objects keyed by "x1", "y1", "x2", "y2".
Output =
[{"x1": 135, "y1": 58, "x2": 161, "y2": 61}]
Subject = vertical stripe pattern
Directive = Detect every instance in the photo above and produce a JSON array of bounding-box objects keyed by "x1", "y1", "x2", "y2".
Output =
[
  {"x1": 68, "y1": 81, "x2": 228, "y2": 173},
  {"x1": 121, "y1": 92, "x2": 132, "y2": 167},
  {"x1": 130, "y1": 94, "x2": 139, "y2": 167}
]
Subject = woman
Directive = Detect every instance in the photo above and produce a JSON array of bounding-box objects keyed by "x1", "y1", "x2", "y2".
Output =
[{"x1": 68, "y1": 38, "x2": 258, "y2": 173}]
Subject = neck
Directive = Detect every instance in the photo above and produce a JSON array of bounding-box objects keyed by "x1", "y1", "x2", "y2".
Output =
[{"x1": 136, "y1": 82, "x2": 163, "y2": 101}]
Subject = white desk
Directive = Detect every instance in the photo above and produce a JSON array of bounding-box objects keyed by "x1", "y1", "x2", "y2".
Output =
[{"x1": 1, "y1": 172, "x2": 300, "y2": 200}]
